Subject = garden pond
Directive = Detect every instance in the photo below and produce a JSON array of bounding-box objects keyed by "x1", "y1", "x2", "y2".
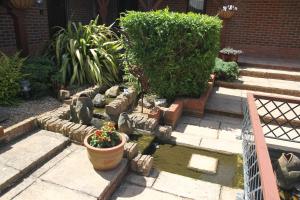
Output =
[{"x1": 130, "y1": 131, "x2": 244, "y2": 189}]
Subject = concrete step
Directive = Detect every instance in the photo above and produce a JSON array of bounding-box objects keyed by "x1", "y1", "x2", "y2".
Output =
[
  {"x1": 239, "y1": 66, "x2": 300, "y2": 81},
  {"x1": 205, "y1": 87, "x2": 244, "y2": 118},
  {"x1": 205, "y1": 87, "x2": 300, "y2": 117},
  {"x1": 3, "y1": 145, "x2": 128, "y2": 200},
  {"x1": 238, "y1": 56, "x2": 300, "y2": 72},
  {"x1": 0, "y1": 129, "x2": 70, "y2": 194},
  {"x1": 215, "y1": 76, "x2": 300, "y2": 97}
]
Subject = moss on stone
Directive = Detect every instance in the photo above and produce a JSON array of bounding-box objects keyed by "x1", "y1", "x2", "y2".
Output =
[{"x1": 129, "y1": 131, "x2": 155, "y2": 153}]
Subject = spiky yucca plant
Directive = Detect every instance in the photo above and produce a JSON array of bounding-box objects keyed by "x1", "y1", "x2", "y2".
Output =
[{"x1": 53, "y1": 17, "x2": 123, "y2": 86}]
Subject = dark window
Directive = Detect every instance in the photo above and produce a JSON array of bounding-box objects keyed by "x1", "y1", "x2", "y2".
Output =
[{"x1": 188, "y1": 0, "x2": 206, "y2": 13}]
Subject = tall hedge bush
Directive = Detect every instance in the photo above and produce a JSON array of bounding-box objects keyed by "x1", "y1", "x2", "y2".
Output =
[{"x1": 121, "y1": 9, "x2": 222, "y2": 99}]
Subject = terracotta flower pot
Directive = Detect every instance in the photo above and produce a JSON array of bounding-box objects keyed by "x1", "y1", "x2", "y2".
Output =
[
  {"x1": 10, "y1": 0, "x2": 34, "y2": 9},
  {"x1": 218, "y1": 10, "x2": 235, "y2": 19},
  {"x1": 219, "y1": 53, "x2": 238, "y2": 62},
  {"x1": 84, "y1": 133, "x2": 125, "y2": 170}
]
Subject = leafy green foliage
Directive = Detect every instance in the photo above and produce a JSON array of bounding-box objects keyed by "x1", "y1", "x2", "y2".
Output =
[
  {"x1": 89, "y1": 122, "x2": 121, "y2": 148},
  {"x1": 0, "y1": 52, "x2": 25, "y2": 105},
  {"x1": 123, "y1": 62, "x2": 141, "y2": 93},
  {"x1": 22, "y1": 57, "x2": 58, "y2": 98},
  {"x1": 213, "y1": 58, "x2": 239, "y2": 81},
  {"x1": 120, "y1": 9, "x2": 222, "y2": 99},
  {"x1": 52, "y1": 17, "x2": 123, "y2": 86}
]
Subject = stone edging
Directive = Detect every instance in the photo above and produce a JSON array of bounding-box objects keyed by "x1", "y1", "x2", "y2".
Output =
[{"x1": 0, "y1": 117, "x2": 37, "y2": 143}]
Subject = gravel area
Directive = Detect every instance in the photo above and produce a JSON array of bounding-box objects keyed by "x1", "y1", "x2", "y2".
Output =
[{"x1": 0, "y1": 96, "x2": 63, "y2": 128}]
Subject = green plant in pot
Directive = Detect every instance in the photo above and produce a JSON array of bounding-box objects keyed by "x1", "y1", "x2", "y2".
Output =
[
  {"x1": 84, "y1": 122, "x2": 126, "y2": 170},
  {"x1": 219, "y1": 47, "x2": 242, "y2": 62},
  {"x1": 213, "y1": 58, "x2": 239, "y2": 81}
]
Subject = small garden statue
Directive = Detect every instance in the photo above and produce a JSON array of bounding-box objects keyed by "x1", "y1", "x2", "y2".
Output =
[
  {"x1": 275, "y1": 153, "x2": 300, "y2": 190},
  {"x1": 118, "y1": 112, "x2": 134, "y2": 135},
  {"x1": 70, "y1": 93, "x2": 94, "y2": 125}
]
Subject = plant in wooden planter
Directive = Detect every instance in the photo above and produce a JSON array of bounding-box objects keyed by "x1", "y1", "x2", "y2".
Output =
[
  {"x1": 219, "y1": 47, "x2": 242, "y2": 62},
  {"x1": 218, "y1": 4, "x2": 238, "y2": 19},
  {"x1": 84, "y1": 122, "x2": 126, "y2": 170},
  {"x1": 9, "y1": 0, "x2": 34, "y2": 9}
]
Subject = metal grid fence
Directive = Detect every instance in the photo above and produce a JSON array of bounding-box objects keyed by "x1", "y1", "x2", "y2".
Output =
[
  {"x1": 241, "y1": 93, "x2": 287, "y2": 200},
  {"x1": 242, "y1": 103, "x2": 263, "y2": 200},
  {"x1": 255, "y1": 95, "x2": 300, "y2": 143}
]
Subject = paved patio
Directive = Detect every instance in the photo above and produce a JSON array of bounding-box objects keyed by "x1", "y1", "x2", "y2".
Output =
[
  {"x1": 1, "y1": 144, "x2": 128, "y2": 200},
  {"x1": 112, "y1": 171, "x2": 243, "y2": 200},
  {"x1": 171, "y1": 114, "x2": 243, "y2": 155}
]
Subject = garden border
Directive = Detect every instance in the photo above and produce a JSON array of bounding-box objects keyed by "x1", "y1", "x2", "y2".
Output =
[{"x1": 162, "y1": 74, "x2": 215, "y2": 128}]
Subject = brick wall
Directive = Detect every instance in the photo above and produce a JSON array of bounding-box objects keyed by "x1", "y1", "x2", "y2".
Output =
[
  {"x1": 138, "y1": 0, "x2": 188, "y2": 12},
  {"x1": 0, "y1": 6, "x2": 18, "y2": 54},
  {"x1": 137, "y1": 0, "x2": 300, "y2": 59},
  {"x1": 0, "y1": 2, "x2": 49, "y2": 55},
  {"x1": 156, "y1": 0, "x2": 187, "y2": 12},
  {"x1": 206, "y1": 0, "x2": 300, "y2": 59},
  {"x1": 67, "y1": 0, "x2": 96, "y2": 24}
]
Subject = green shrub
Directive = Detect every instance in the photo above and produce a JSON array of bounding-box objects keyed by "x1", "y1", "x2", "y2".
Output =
[
  {"x1": 213, "y1": 58, "x2": 239, "y2": 81},
  {"x1": 0, "y1": 52, "x2": 25, "y2": 105},
  {"x1": 52, "y1": 17, "x2": 123, "y2": 86},
  {"x1": 123, "y1": 63, "x2": 141, "y2": 93},
  {"x1": 22, "y1": 57, "x2": 58, "y2": 98},
  {"x1": 120, "y1": 9, "x2": 221, "y2": 100}
]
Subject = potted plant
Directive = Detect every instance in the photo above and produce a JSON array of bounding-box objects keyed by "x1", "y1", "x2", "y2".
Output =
[
  {"x1": 218, "y1": 5, "x2": 238, "y2": 19},
  {"x1": 84, "y1": 122, "x2": 126, "y2": 170},
  {"x1": 219, "y1": 47, "x2": 243, "y2": 62}
]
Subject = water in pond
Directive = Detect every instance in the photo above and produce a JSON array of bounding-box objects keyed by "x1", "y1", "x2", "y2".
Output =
[
  {"x1": 129, "y1": 130, "x2": 155, "y2": 153},
  {"x1": 93, "y1": 97, "x2": 116, "y2": 115},
  {"x1": 136, "y1": 138, "x2": 244, "y2": 189}
]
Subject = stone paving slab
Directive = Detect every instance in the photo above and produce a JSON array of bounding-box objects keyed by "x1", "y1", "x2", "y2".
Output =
[
  {"x1": 219, "y1": 186, "x2": 243, "y2": 200},
  {"x1": 125, "y1": 170, "x2": 159, "y2": 188},
  {"x1": 206, "y1": 88, "x2": 243, "y2": 116},
  {"x1": 112, "y1": 182, "x2": 182, "y2": 200},
  {"x1": 0, "y1": 177, "x2": 35, "y2": 200},
  {"x1": 170, "y1": 132, "x2": 202, "y2": 148},
  {"x1": 265, "y1": 138, "x2": 300, "y2": 154},
  {"x1": 178, "y1": 116, "x2": 202, "y2": 126},
  {"x1": 0, "y1": 130, "x2": 69, "y2": 192},
  {"x1": 152, "y1": 171, "x2": 221, "y2": 200},
  {"x1": 0, "y1": 130, "x2": 69, "y2": 171},
  {"x1": 13, "y1": 180, "x2": 96, "y2": 200},
  {"x1": 40, "y1": 146, "x2": 128, "y2": 198},
  {"x1": 217, "y1": 76, "x2": 300, "y2": 97},
  {"x1": 218, "y1": 122, "x2": 242, "y2": 141},
  {"x1": 0, "y1": 163, "x2": 20, "y2": 193},
  {"x1": 175, "y1": 123, "x2": 218, "y2": 139},
  {"x1": 0, "y1": 144, "x2": 82, "y2": 200},
  {"x1": 203, "y1": 113, "x2": 242, "y2": 125},
  {"x1": 199, "y1": 138, "x2": 242, "y2": 155},
  {"x1": 188, "y1": 154, "x2": 218, "y2": 174}
]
